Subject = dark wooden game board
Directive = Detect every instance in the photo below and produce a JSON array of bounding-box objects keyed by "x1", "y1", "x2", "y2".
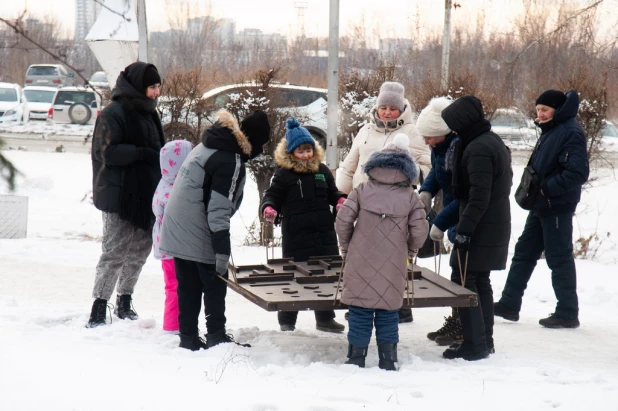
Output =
[{"x1": 224, "y1": 255, "x2": 477, "y2": 312}]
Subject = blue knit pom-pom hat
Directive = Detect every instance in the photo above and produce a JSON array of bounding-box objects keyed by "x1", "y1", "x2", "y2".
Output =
[{"x1": 285, "y1": 117, "x2": 315, "y2": 153}]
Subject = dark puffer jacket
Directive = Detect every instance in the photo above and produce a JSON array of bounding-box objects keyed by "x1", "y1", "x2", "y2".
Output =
[
  {"x1": 442, "y1": 95, "x2": 513, "y2": 272},
  {"x1": 91, "y1": 62, "x2": 165, "y2": 213},
  {"x1": 419, "y1": 132, "x2": 459, "y2": 241},
  {"x1": 261, "y1": 139, "x2": 344, "y2": 261},
  {"x1": 531, "y1": 90, "x2": 589, "y2": 216}
]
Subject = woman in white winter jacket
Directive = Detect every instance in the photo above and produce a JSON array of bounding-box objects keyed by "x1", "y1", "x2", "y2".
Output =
[{"x1": 337, "y1": 81, "x2": 431, "y2": 194}]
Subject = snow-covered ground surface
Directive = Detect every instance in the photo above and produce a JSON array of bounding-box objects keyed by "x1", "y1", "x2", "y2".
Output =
[{"x1": 1, "y1": 148, "x2": 618, "y2": 411}]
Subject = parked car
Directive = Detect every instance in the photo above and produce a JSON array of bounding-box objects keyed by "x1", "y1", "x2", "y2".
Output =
[
  {"x1": 47, "y1": 86, "x2": 101, "y2": 125},
  {"x1": 202, "y1": 83, "x2": 328, "y2": 147},
  {"x1": 0, "y1": 82, "x2": 25, "y2": 123},
  {"x1": 88, "y1": 71, "x2": 110, "y2": 92},
  {"x1": 22, "y1": 86, "x2": 57, "y2": 121},
  {"x1": 491, "y1": 108, "x2": 538, "y2": 145},
  {"x1": 24, "y1": 64, "x2": 74, "y2": 88}
]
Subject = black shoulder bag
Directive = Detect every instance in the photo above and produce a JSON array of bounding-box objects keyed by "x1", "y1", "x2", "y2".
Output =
[{"x1": 514, "y1": 141, "x2": 541, "y2": 210}]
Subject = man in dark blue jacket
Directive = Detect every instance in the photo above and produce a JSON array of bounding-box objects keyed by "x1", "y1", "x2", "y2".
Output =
[{"x1": 495, "y1": 89, "x2": 589, "y2": 329}]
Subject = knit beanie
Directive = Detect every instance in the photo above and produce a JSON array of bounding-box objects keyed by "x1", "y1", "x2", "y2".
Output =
[
  {"x1": 285, "y1": 117, "x2": 315, "y2": 153},
  {"x1": 376, "y1": 81, "x2": 405, "y2": 112},
  {"x1": 416, "y1": 97, "x2": 452, "y2": 137},
  {"x1": 535, "y1": 89, "x2": 566, "y2": 109},
  {"x1": 383, "y1": 133, "x2": 411, "y2": 154},
  {"x1": 142, "y1": 65, "x2": 161, "y2": 89},
  {"x1": 240, "y1": 110, "x2": 271, "y2": 159}
]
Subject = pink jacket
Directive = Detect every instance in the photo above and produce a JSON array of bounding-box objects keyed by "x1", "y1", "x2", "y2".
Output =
[
  {"x1": 152, "y1": 140, "x2": 194, "y2": 260},
  {"x1": 336, "y1": 151, "x2": 428, "y2": 310}
]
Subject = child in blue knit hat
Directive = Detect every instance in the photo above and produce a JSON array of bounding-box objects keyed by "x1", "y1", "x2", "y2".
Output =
[{"x1": 261, "y1": 117, "x2": 347, "y2": 333}]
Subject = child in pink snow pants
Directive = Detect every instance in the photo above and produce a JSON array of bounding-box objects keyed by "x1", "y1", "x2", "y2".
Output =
[{"x1": 152, "y1": 140, "x2": 194, "y2": 332}]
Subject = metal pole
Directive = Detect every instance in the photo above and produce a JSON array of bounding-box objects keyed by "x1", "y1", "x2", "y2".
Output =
[
  {"x1": 137, "y1": 0, "x2": 149, "y2": 62},
  {"x1": 326, "y1": 0, "x2": 340, "y2": 170},
  {"x1": 440, "y1": 0, "x2": 452, "y2": 91}
]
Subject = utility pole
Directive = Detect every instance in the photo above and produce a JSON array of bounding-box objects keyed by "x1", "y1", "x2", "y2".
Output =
[
  {"x1": 440, "y1": 0, "x2": 452, "y2": 91},
  {"x1": 137, "y1": 0, "x2": 148, "y2": 62},
  {"x1": 326, "y1": 0, "x2": 339, "y2": 170}
]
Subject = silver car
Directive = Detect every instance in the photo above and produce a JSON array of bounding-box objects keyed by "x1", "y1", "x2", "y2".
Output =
[
  {"x1": 47, "y1": 87, "x2": 101, "y2": 125},
  {"x1": 25, "y1": 64, "x2": 75, "y2": 88}
]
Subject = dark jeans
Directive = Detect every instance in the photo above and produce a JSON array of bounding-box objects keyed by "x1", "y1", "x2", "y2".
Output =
[
  {"x1": 451, "y1": 265, "x2": 493, "y2": 351},
  {"x1": 174, "y1": 257, "x2": 227, "y2": 335},
  {"x1": 499, "y1": 212, "x2": 578, "y2": 320},
  {"x1": 347, "y1": 305, "x2": 399, "y2": 346},
  {"x1": 278, "y1": 310, "x2": 335, "y2": 326}
]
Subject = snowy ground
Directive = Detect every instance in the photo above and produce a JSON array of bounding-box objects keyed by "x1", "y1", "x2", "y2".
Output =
[{"x1": 1, "y1": 149, "x2": 618, "y2": 411}]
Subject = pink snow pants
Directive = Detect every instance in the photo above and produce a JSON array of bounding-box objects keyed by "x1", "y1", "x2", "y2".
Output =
[{"x1": 162, "y1": 259, "x2": 179, "y2": 332}]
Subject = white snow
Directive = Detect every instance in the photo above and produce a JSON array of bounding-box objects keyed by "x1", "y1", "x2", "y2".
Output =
[{"x1": 1, "y1": 149, "x2": 618, "y2": 411}]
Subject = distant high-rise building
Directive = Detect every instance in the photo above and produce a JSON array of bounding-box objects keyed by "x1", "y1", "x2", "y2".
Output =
[{"x1": 75, "y1": 0, "x2": 102, "y2": 42}]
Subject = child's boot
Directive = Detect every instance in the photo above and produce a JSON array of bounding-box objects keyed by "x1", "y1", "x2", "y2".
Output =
[
  {"x1": 344, "y1": 344, "x2": 368, "y2": 368},
  {"x1": 378, "y1": 343, "x2": 398, "y2": 371}
]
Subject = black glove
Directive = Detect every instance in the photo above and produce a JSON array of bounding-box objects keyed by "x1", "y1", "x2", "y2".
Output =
[
  {"x1": 137, "y1": 147, "x2": 160, "y2": 165},
  {"x1": 453, "y1": 234, "x2": 471, "y2": 252}
]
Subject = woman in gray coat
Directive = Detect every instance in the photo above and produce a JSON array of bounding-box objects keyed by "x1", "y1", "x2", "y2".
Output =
[{"x1": 336, "y1": 134, "x2": 428, "y2": 371}]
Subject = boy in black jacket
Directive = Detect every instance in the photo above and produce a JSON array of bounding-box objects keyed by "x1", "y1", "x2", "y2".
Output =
[{"x1": 261, "y1": 118, "x2": 346, "y2": 333}]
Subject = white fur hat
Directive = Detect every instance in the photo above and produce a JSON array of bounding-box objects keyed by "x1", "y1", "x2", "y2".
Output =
[
  {"x1": 416, "y1": 97, "x2": 452, "y2": 137},
  {"x1": 383, "y1": 133, "x2": 411, "y2": 154}
]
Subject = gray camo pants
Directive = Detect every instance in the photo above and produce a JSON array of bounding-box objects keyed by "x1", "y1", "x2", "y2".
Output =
[{"x1": 92, "y1": 212, "x2": 153, "y2": 301}]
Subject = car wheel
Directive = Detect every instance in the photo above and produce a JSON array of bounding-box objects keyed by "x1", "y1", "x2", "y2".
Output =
[{"x1": 68, "y1": 102, "x2": 92, "y2": 125}]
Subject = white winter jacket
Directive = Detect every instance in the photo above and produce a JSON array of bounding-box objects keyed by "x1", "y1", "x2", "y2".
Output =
[{"x1": 336, "y1": 100, "x2": 431, "y2": 194}]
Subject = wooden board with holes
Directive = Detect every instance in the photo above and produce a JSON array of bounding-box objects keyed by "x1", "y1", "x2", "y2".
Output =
[{"x1": 225, "y1": 256, "x2": 478, "y2": 311}]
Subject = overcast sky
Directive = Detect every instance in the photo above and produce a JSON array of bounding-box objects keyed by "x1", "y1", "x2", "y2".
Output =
[{"x1": 1, "y1": 0, "x2": 616, "y2": 40}]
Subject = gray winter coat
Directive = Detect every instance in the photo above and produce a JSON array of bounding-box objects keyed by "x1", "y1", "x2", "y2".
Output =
[
  {"x1": 159, "y1": 111, "x2": 252, "y2": 264},
  {"x1": 336, "y1": 150, "x2": 429, "y2": 310}
]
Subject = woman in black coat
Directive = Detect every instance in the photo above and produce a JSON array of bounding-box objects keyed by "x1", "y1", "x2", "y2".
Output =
[
  {"x1": 261, "y1": 118, "x2": 346, "y2": 333},
  {"x1": 440, "y1": 95, "x2": 513, "y2": 361}
]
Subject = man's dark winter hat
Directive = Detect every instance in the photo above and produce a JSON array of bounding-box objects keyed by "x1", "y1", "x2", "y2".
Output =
[
  {"x1": 285, "y1": 117, "x2": 315, "y2": 153},
  {"x1": 241, "y1": 110, "x2": 271, "y2": 159},
  {"x1": 142, "y1": 65, "x2": 162, "y2": 90},
  {"x1": 535, "y1": 89, "x2": 566, "y2": 109}
]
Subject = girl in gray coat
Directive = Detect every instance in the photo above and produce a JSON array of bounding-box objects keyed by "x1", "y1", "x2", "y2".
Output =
[{"x1": 336, "y1": 134, "x2": 428, "y2": 370}]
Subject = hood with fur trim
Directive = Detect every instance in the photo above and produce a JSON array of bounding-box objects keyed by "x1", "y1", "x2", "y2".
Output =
[
  {"x1": 364, "y1": 151, "x2": 419, "y2": 184},
  {"x1": 202, "y1": 110, "x2": 252, "y2": 159},
  {"x1": 274, "y1": 138, "x2": 325, "y2": 173}
]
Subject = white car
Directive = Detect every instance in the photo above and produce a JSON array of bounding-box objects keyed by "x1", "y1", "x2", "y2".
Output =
[
  {"x1": 22, "y1": 86, "x2": 57, "y2": 121},
  {"x1": 47, "y1": 86, "x2": 101, "y2": 125},
  {"x1": 601, "y1": 120, "x2": 618, "y2": 139},
  {"x1": 202, "y1": 83, "x2": 328, "y2": 147},
  {"x1": 491, "y1": 108, "x2": 538, "y2": 145},
  {"x1": 0, "y1": 82, "x2": 25, "y2": 123}
]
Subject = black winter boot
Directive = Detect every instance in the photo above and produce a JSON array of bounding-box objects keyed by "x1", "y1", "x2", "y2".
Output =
[
  {"x1": 86, "y1": 298, "x2": 108, "y2": 328},
  {"x1": 206, "y1": 329, "x2": 251, "y2": 348},
  {"x1": 179, "y1": 333, "x2": 208, "y2": 351},
  {"x1": 434, "y1": 317, "x2": 463, "y2": 346},
  {"x1": 539, "y1": 313, "x2": 580, "y2": 329},
  {"x1": 427, "y1": 316, "x2": 459, "y2": 341},
  {"x1": 316, "y1": 319, "x2": 345, "y2": 333},
  {"x1": 344, "y1": 344, "x2": 368, "y2": 368},
  {"x1": 114, "y1": 294, "x2": 138, "y2": 320},
  {"x1": 378, "y1": 343, "x2": 398, "y2": 371},
  {"x1": 443, "y1": 342, "x2": 489, "y2": 361},
  {"x1": 398, "y1": 308, "x2": 413, "y2": 323},
  {"x1": 494, "y1": 302, "x2": 519, "y2": 322}
]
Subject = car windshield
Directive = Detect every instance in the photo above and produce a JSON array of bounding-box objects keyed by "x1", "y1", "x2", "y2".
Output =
[
  {"x1": 602, "y1": 123, "x2": 618, "y2": 138},
  {"x1": 0, "y1": 88, "x2": 18, "y2": 102},
  {"x1": 90, "y1": 72, "x2": 107, "y2": 82},
  {"x1": 28, "y1": 66, "x2": 59, "y2": 76},
  {"x1": 492, "y1": 112, "x2": 529, "y2": 128},
  {"x1": 209, "y1": 87, "x2": 326, "y2": 110},
  {"x1": 24, "y1": 89, "x2": 55, "y2": 103},
  {"x1": 54, "y1": 91, "x2": 96, "y2": 106}
]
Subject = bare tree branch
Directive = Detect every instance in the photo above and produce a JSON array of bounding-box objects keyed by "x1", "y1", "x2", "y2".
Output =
[{"x1": 92, "y1": 0, "x2": 132, "y2": 21}]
